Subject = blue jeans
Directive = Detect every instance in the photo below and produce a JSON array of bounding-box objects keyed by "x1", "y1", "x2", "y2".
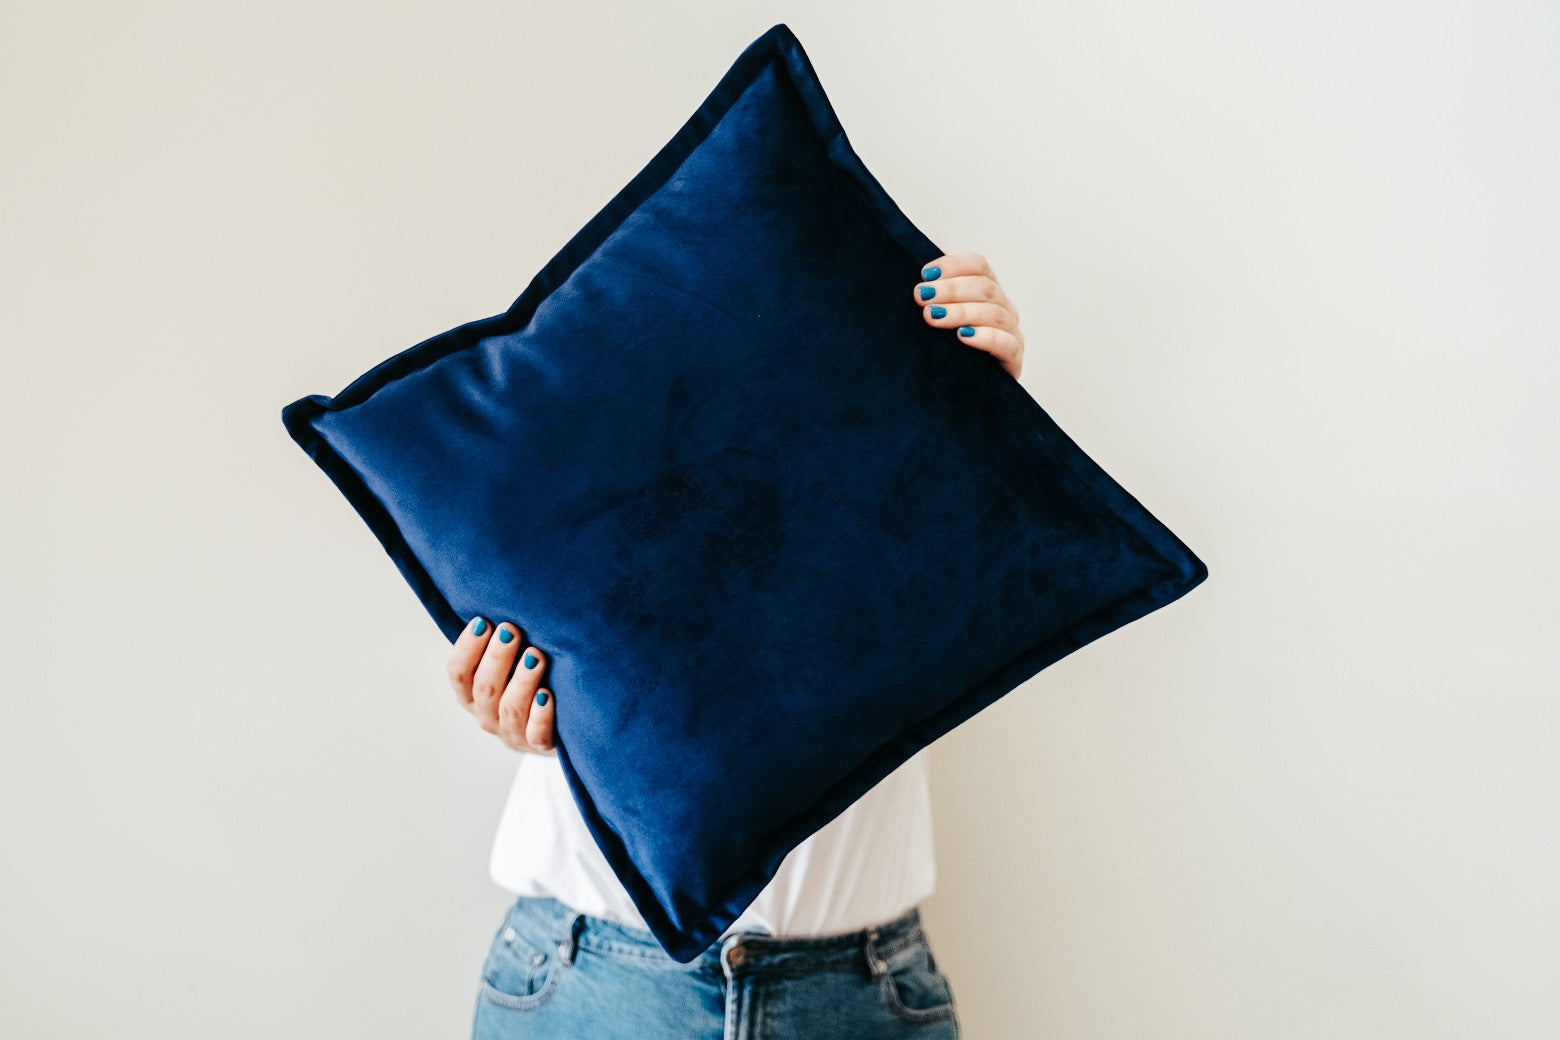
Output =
[{"x1": 471, "y1": 894, "x2": 961, "y2": 1039}]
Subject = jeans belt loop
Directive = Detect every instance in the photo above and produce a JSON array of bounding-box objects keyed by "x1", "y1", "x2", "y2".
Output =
[
  {"x1": 558, "y1": 913, "x2": 585, "y2": 966},
  {"x1": 863, "y1": 925, "x2": 887, "y2": 979}
]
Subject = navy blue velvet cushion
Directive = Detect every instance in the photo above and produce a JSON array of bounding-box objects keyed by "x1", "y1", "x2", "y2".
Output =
[{"x1": 281, "y1": 22, "x2": 1208, "y2": 963}]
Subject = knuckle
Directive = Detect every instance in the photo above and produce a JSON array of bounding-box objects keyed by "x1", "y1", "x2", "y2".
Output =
[{"x1": 472, "y1": 677, "x2": 501, "y2": 703}]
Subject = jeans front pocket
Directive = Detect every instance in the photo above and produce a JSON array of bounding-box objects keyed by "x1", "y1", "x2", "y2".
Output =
[
  {"x1": 477, "y1": 902, "x2": 567, "y2": 1013},
  {"x1": 874, "y1": 932, "x2": 958, "y2": 1027}
]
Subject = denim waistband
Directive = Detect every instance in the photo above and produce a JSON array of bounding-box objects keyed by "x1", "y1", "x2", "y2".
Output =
[{"x1": 508, "y1": 894, "x2": 929, "y2": 980}]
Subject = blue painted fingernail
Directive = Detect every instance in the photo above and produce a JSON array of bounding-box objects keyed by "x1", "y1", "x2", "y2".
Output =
[
  {"x1": 472, "y1": 618, "x2": 487, "y2": 636},
  {"x1": 919, "y1": 285, "x2": 936, "y2": 300},
  {"x1": 922, "y1": 265, "x2": 941, "y2": 280},
  {"x1": 959, "y1": 326, "x2": 975, "y2": 337},
  {"x1": 929, "y1": 305, "x2": 946, "y2": 318},
  {"x1": 498, "y1": 627, "x2": 514, "y2": 643},
  {"x1": 524, "y1": 652, "x2": 537, "y2": 668},
  {"x1": 536, "y1": 691, "x2": 549, "y2": 706}
]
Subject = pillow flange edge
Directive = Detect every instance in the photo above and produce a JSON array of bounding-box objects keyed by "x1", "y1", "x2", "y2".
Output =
[
  {"x1": 560, "y1": 552, "x2": 1210, "y2": 964},
  {"x1": 280, "y1": 394, "x2": 469, "y2": 642}
]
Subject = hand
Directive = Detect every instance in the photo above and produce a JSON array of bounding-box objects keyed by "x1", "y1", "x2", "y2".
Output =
[
  {"x1": 447, "y1": 616, "x2": 557, "y2": 755},
  {"x1": 912, "y1": 251, "x2": 1026, "y2": 381}
]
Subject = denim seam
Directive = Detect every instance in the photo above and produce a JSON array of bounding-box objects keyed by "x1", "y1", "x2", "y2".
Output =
[
  {"x1": 510, "y1": 895, "x2": 927, "y2": 973},
  {"x1": 877, "y1": 972, "x2": 957, "y2": 1024},
  {"x1": 569, "y1": 925, "x2": 924, "y2": 965},
  {"x1": 478, "y1": 950, "x2": 565, "y2": 1013},
  {"x1": 880, "y1": 954, "x2": 957, "y2": 1023},
  {"x1": 576, "y1": 936, "x2": 710, "y2": 964}
]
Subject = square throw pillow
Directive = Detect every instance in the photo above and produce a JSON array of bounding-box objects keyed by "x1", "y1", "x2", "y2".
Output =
[{"x1": 281, "y1": 21, "x2": 1208, "y2": 963}]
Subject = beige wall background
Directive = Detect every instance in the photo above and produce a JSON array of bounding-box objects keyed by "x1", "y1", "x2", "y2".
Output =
[{"x1": 3, "y1": 2, "x2": 1556, "y2": 1037}]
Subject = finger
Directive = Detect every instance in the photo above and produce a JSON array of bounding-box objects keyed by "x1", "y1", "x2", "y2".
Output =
[
  {"x1": 470, "y1": 621, "x2": 524, "y2": 735},
  {"x1": 916, "y1": 252, "x2": 1018, "y2": 321},
  {"x1": 917, "y1": 251, "x2": 996, "y2": 284},
  {"x1": 912, "y1": 272, "x2": 1011, "y2": 311},
  {"x1": 448, "y1": 616, "x2": 496, "y2": 710},
  {"x1": 919, "y1": 299, "x2": 1018, "y2": 336},
  {"x1": 948, "y1": 323, "x2": 1025, "y2": 380},
  {"x1": 526, "y1": 687, "x2": 557, "y2": 755},
  {"x1": 497, "y1": 643, "x2": 548, "y2": 752}
]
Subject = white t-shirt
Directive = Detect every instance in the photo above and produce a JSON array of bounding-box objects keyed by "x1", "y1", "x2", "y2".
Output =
[{"x1": 488, "y1": 746, "x2": 937, "y2": 939}]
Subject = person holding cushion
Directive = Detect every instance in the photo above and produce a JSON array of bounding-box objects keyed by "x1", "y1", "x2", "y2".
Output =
[{"x1": 453, "y1": 252, "x2": 1025, "y2": 1039}]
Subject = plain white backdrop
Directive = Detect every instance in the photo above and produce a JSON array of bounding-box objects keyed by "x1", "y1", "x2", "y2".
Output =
[{"x1": 2, "y1": 2, "x2": 1556, "y2": 1037}]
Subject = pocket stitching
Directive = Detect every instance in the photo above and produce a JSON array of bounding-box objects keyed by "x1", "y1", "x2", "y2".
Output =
[
  {"x1": 478, "y1": 912, "x2": 567, "y2": 1012},
  {"x1": 876, "y1": 940, "x2": 956, "y2": 1023},
  {"x1": 479, "y1": 965, "x2": 562, "y2": 1013}
]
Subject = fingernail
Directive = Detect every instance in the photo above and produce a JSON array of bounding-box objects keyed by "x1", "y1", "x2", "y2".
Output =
[
  {"x1": 918, "y1": 285, "x2": 936, "y2": 300},
  {"x1": 498, "y1": 627, "x2": 514, "y2": 643},
  {"x1": 536, "y1": 691, "x2": 549, "y2": 706},
  {"x1": 472, "y1": 618, "x2": 488, "y2": 636},
  {"x1": 921, "y1": 265, "x2": 941, "y2": 280},
  {"x1": 959, "y1": 326, "x2": 975, "y2": 337},
  {"x1": 929, "y1": 305, "x2": 946, "y2": 318},
  {"x1": 524, "y1": 652, "x2": 538, "y2": 668}
]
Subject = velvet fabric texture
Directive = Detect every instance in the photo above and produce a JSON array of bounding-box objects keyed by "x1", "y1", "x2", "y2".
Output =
[{"x1": 281, "y1": 22, "x2": 1208, "y2": 963}]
